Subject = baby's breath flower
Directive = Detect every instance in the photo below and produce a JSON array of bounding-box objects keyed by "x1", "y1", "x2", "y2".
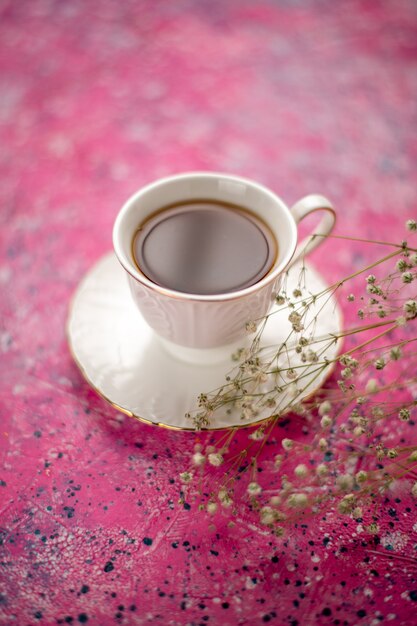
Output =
[
  {"x1": 411, "y1": 482, "x2": 417, "y2": 498},
  {"x1": 375, "y1": 445, "x2": 385, "y2": 460},
  {"x1": 374, "y1": 358, "x2": 386, "y2": 370},
  {"x1": 192, "y1": 452, "x2": 206, "y2": 466},
  {"x1": 398, "y1": 407, "x2": 410, "y2": 421},
  {"x1": 387, "y1": 448, "x2": 398, "y2": 459},
  {"x1": 270, "y1": 495, "x2": 281, "y2": 506},
  {"x1": 410, "y1": 253, "x2": 417, "y2": 266},
  {"x1": 367, "y1": 284, "x2": 383, "y2": 296},
  {"x1": 396, "y1": 315, "x2": 407, "y2": 327},
  {"x1": 218, "y1": 489, "x2": 232, "y2": 507},
  {"x1": 255, "y1": 370, "x2": 268, "y2": 384},
  {"x1": 208, "y1": 453, "x2": 224, "y2": 467},
  {"x1": 180, "y1": 471, "x2": 193, "y2": 483},
  {"x1": 353, "y1": 426, "x2": 365, "y2": 437},
  {"x1": 293, "y1": 288, "x2": 302, "y2": 298},
  {"x1": 337, "y1": 474, "x2": 354, "y2": 491},
  {"x1": 207, "y1": 502, "x2": 218, "y2": 514},
  {"x1": 316, "y1": 463, "x2": 329, "y2": 477},
  {"x1": 274, "y1": 454, "x2": 283, "y2": 468},
  {"x1": 247, "y1": 482, "x2": 262, "y2": 496},
  {"x1": 287, "y1": 369, "x2": 297, "y2": 380},
  {"x1": 406, "y1": 219, "x2": 417, "y2": 232},
  {"x1": 318, "y1": 401, "x2": 332, "y2": 416},
  {"x1": 341, "y1": 367, "x2": 353, "y2": 380},
  {"x1": 264, "y1": 397, "x2": 276, "y2": 408},
  {"x1": 347, "y1": 294, "x2": 355, "y2": 302},
  {"x1": 294, "y1": 464, "x2": 308, "y2": 478},
  {"x1": 320, "y1": 415, "x2": 332, "y2": 429},
  {"x1": 288, "y1": 311, "x2": 304, "y2": 332},
  {"x1": 318, "y1": 438, "x2": 328, "y2": 451},
  {"x1": 353, "y1": 507, "x2": 363, "y2": 519},
  {"x1": 338, "y1": 493, "x2": 356, "y2": 514},
  {"x1": 249, "y1": 428, "x2": 265, "y2": 441},
  {"x1": 390, "y1": 347, "x2": 402, "y2": 361},
  {"x1": 356, "y1": 470, "x2": 368, "y2": 483},
  {"x1": 282, "y1": 438, "x2": 293, "y2": 451},
  {"x1": 245, "y1": 321, "x2": 257, "y2": 333},
  {"x1": 287, "y1": 493, "x2": 308, "y2": 508},
  {"x1": 366, "y1": 274, "x2": 376, "y2": 284},
  {"x1": 260, "y1": 506, "x2": 276, "y2": 525},
  {"x1": 404, "y1": 300, "x2": 417, "y2": 319},
  {"x1": 396, "y1": 259, "x2": 409, "y2": 272},
  {"x1": 366, "y1": 522, "x2": 380, "y2": 534},
  {"x1": 306, "y1": 349, "x2": 318, "y2": 363},
  {"x1": 408, "y1": 450, "x2": 417, "y2": 462},
  {"x1": 275, "y1": 294, "x2": 286, "y2": 305},
  {"x1": 402, "y1": 271, "x2": 414, "y2": 284},
  {"x1": 358, "y1": 309, "x2": 364, "y2": 319}
]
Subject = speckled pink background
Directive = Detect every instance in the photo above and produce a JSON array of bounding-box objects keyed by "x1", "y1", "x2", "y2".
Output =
[{"x1": 1, "y1": 1, "x2": 417, "y2": 625}]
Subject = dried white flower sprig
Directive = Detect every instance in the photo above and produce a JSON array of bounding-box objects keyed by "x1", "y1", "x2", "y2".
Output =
[{"x1": 179, "y1": 222, "x2": 417, "y2": 530}]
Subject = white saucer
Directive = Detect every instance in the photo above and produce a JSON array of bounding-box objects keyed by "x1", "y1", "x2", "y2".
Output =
[{"x1": 67, "y1": 253, "x2": 342, "y2": 430}]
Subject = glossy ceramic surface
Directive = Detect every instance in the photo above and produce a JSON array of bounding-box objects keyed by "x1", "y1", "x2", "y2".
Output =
[{"x1": 68, "y1": 253, "x2": 342, "y2": 430}]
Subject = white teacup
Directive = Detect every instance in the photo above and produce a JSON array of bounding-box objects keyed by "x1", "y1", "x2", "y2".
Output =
[{"x1": 113, "y1": 172, "x2": 335, "y2": 362}]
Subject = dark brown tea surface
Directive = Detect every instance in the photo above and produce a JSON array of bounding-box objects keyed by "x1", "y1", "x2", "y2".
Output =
[{"x1": 132, "y1": 201, "x2": 277, "y2": 295}]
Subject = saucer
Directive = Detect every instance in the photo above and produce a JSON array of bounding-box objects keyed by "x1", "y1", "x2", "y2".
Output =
[{"x1": 67, "y1": 253, "x2": 343, "y2": 430}]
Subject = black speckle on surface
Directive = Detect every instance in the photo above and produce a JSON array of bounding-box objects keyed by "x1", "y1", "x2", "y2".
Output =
[
  {"x1": 63, "y1": 506, "x2": 75, "y2": 519},
  {"x1": 222, "y1": 602, "x2": 230, "y2": 609},
  {"x1": 183, "y1": 502, "x2": 191, "y2": 510},
  {"x1": 78, "y1": 614, "x2": 88, "y2": 623},
  {"x1": 410, "y1": 590, "x2": 417, "y2": 601},
  {"x1": 80, "y1": 585, "x2": 89, "y2": 594},
  {"x1": 210, "y1": 550, "x2": 219, "y2": 557},
  {"x1": 357, "y1": 609, "x2": 367, "y2": 618},
  {"x1": 0, "y1": 480, "x2": 6, "y2": 487},
  {"x1": 104, "y1": 561, "x2": 114, "y2": 572},
  {"x1": 322, "y1": 607, "x2": 332, "y2": 616},
  {"x1": 34, "y1": 430, "x2": 42, "y2": 438},
  {"x1": 143, "y1": 537, "x2": 153, "y2": 546},
  {"x1": 34, "y1": 611, "x2": 42, "y2": 619}
]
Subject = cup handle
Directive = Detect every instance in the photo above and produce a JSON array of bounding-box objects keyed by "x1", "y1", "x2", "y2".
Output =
[{"x1": 289, "y1": 194, "x2": 336, "y2": 267}]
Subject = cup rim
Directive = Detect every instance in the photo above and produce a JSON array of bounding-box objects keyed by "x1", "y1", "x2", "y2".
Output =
[{"x1": 112, "y1": 171, "x2": 298, "y2": 302}]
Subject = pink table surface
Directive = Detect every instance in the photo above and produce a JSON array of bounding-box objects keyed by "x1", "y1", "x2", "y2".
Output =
[{"x1": 1, "y1": 1, "x2": 416, "y2": 625}]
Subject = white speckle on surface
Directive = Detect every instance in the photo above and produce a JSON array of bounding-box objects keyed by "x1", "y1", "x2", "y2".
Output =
[
  {"x1": 0, "y1": 266, "x2": 11, "y2": 284},
  {"x1": 245, "y1": 577, "x2": 257, "y2": 589},
  {"x1": 381, "y1": 531, "x2": 409, "y2": 551}
]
